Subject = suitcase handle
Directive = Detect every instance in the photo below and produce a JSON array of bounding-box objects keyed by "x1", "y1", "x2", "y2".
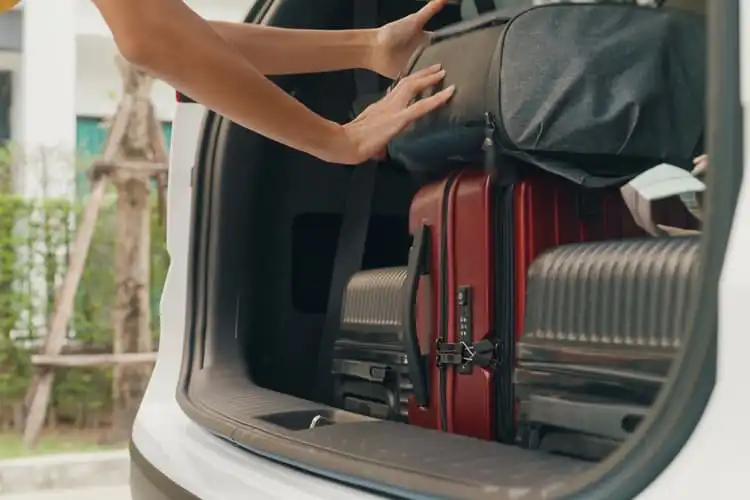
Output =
[{"x1": 402, "y1": 224, "x2": 431, "y2": 407}]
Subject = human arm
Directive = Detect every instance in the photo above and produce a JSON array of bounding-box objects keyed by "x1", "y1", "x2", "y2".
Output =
[
  {"x1": 208, "y1": 0, "x2": 447, "y2": 77},
  {"x1": 92, "y1": 0, "x2": 454, "y2": 165},
  {"x1": 207, "y1": 23, "x2": 377, "y2": 76}
]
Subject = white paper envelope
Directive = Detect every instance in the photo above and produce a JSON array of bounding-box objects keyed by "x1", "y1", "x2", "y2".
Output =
[
  {"x1": 626, "y1": 163, "x2": 706, "y2": 201},
  {"x1": 656, "y1": 225, "x2": 702, "y2": 237}
]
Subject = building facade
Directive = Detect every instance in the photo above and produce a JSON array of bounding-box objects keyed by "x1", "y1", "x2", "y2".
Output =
[{"x1": 0, "y1": 0, "x2": 249, "y2": 198}]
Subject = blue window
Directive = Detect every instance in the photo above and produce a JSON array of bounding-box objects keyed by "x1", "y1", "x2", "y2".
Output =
[
  {"x1": 0, "y1": 72, "x2": 11, "y2": 142},
  {"x1": 75, "y1": 117, "x2": 172, "y2": 196},
  {"x1": 76, "y1": 117, "x2": 172, "y2": 157}
]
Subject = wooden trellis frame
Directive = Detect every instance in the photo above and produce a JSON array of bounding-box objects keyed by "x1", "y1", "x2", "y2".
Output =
[{"x1": 22, "y1": 56, "x2": 169, "y2": 448}]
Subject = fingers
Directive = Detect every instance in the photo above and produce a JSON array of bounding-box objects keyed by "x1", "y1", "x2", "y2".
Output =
[
  {"x1": 386, "y1": 64, "x2": 442, "y2": 96},
  {"x1": 356, "y1": 63, "x2": 451, "y2": 158},
  {"x1": 413, "y1": 0, "x2": 449, "y2": 27},
  {"x1": 399, "y1": 85, "x2": 455, "y2": 122},
  {"x1": 371, "y1": 85, "x2": 454, "y2": 151},
  {"x1": 404, "y1": 63, "x2": 443, "y2": 80},
  {"x1": 692, "y1": 155, "x2": 708, "y2": 175},
  {"x1": 392, "y1": 70, "x2": 446, "y2": 104},
  {"x1": 389, "y1": 63, "x2": 444, "y2": 102}
]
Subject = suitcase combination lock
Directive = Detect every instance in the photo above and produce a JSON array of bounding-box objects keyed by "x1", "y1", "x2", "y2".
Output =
[{"x1": 435, "y1": 286, "x2": 498, "y2": 374}]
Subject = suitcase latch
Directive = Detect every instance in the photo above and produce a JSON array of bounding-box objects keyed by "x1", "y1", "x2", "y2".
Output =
[
  {"x1": 436, "y1": 339, "x2": 498, "y2": 372},
  {"x1": 435, "y1": 285, "x2": 500, "y2": 372}
]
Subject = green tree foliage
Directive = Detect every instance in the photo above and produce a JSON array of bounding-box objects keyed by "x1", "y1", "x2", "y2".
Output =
[{"x1": 0, "y1": 147, "x2": 168, "y2": 430}]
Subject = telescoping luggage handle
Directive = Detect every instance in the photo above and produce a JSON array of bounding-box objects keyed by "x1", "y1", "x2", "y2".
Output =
[{"x1": 402, "y1": 224, "x2": 431, "y2": 407}]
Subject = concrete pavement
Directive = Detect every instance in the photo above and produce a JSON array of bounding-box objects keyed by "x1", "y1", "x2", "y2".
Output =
[
  {"x1": 0, "y1": 486, "x2": 131, "y2": 500},
  {"x1": 0, "y1": 450, "x2": 129, "y2": 495}
]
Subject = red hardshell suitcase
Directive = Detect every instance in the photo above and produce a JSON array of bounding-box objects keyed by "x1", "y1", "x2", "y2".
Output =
[{"x1": 403, "y1": 167, "x2": 646, "y2": 442}]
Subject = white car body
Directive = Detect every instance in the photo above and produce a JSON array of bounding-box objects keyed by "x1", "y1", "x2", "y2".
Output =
[{"x1": 130, "y1": 4, "x2": 750, "y2": 499}]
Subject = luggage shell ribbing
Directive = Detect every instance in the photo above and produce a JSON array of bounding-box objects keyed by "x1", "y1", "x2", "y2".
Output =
[
  {"x1": 332, "y1": 267, "x2": 413, "y2": 422},
  {"x1": 515, "y1": 237, "x2": 700, "y2": 451},
  {"x1": 406, "y1": 166, "x2": 650, "y2": 442}
]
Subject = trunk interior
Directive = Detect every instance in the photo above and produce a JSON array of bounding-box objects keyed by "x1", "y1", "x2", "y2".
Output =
[{"x1": 177, "y1": 0, "x2": 723, "y2": 498}]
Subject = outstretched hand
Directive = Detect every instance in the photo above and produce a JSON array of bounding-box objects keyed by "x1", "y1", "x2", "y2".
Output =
[
  {"x1": 370, "y1": 0, "x2": 448, "y2": 79},
  {"x1": 337, "y1": 64, "x2": 454, "y2": 165}
]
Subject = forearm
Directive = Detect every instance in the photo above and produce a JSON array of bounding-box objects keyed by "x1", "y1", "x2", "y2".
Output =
[
  {"x1": 209, "y1": 22, "x2": 377, "y2": 75},
  {"x1": 94, "y1": 0, "x2": 348, "y2": 163}
]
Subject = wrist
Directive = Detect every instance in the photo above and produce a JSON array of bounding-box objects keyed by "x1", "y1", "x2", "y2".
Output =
[
  {"x1": 360, "y1": 28, "x2": 381, "y2": 73},
  {"x1": 317, "y1": 120, "x2": 361, "y2": 166}
]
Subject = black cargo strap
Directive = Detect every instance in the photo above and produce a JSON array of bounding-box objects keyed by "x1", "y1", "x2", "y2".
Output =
[
  {"x1": 436, "y1": 338, "x2": 498, "y2": 370},
  {"x1": 314, "y1": 0, "x2": 380, "y2": 404}
]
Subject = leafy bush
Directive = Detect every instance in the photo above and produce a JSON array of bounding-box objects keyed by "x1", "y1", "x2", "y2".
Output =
[{"x1": 0, "y1": 164, "x2": 168, "y2": 429}]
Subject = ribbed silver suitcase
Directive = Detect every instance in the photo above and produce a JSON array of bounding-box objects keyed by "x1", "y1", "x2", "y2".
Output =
[
  {"x1": 515, "y1": 236, "x2": 700, "y2": 459},
  {"x1": 332, "y1": 267, "x2": 413, "y2": 422}
]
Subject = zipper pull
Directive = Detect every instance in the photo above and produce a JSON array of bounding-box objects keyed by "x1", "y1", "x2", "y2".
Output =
[{"x1": 483, "y1": 112, "x2": 497, "y2": 174}]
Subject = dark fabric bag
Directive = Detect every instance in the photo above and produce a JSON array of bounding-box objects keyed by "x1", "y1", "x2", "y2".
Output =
[{"x1": 387, "y1": 3, "x2": 705, "y2": 187}]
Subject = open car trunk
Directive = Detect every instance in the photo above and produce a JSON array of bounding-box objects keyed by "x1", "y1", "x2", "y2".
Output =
[{"x1": 177, "y1": 0, "x2": 735, "y2": 498}]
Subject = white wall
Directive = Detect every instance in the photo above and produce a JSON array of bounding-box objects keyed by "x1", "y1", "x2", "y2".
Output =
[
  {"x1": 11, "y1": 0, "x2": 252, "y2": 125},
  {"x1": 75, "y1": 35, "x2": 177, "y2": 122},
  {"x1": 12, "y1": 0, "x2": 253, "y2": 158},
  {"x1": 20, "y1": 0, "x2": 77, "y2": 197},
  {"x1": 75, "y1": 0, "x2": 252, "y2": 37},
  {"x1": 74, "y1": 0, "x2": 253, "y2": 121}
]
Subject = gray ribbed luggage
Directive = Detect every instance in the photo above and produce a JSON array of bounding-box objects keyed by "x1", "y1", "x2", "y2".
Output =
[
  {"x1": 515, "y1": 237, "x2": 699, "y2": 460},
  {"x1": 331, "y1": 267, "x2": 413, "y2": 421}
]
